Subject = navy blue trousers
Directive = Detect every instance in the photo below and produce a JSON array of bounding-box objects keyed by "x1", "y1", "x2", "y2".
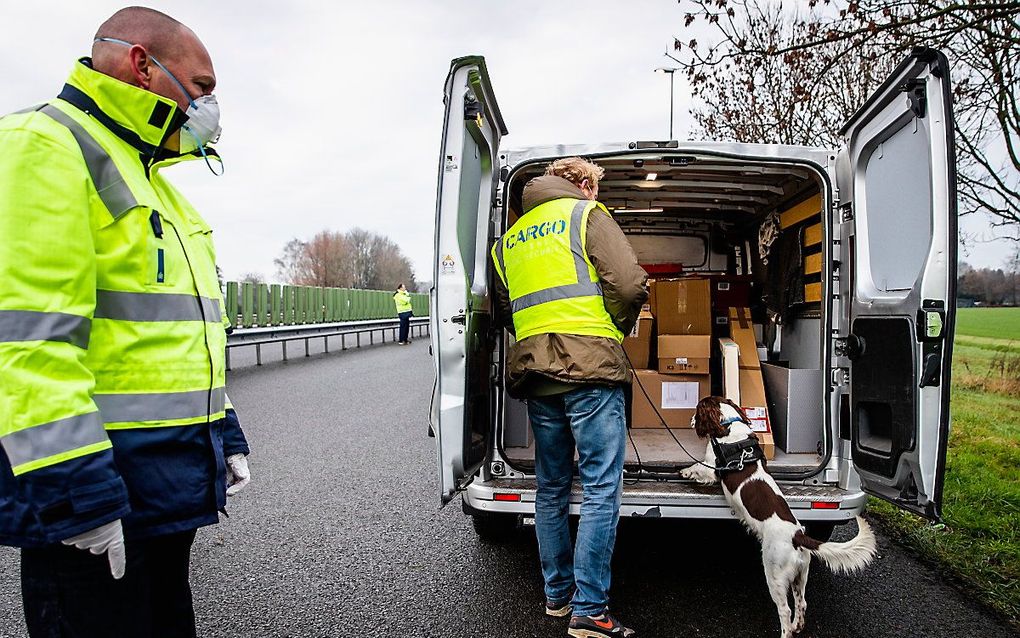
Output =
[{"x1": 21, "y1": 529, "x2": 197, "y2": 638}]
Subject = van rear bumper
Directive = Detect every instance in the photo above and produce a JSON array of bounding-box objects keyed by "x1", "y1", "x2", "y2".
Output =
[{"x1": 465, "y1": 478, "x2": 867, "y2": 522}]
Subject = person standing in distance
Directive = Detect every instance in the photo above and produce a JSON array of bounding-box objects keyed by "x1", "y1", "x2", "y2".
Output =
[
  {"x1": 0, "y1": 7, "x2": 251, "y2": 637},
  {"x1": 394, "y1": 283, "x2": 414, "y2": 345},
  {"x1": 491, "y1": 157, "x2": 648, "y2": 637}
]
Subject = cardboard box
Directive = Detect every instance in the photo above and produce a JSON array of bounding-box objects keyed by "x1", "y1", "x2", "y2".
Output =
[
  {"x1": 655, "y1": 278, "x2": 712, "y2": 335},
  {"x1": 657, "y1": 335, "x2": 711, "y2": 375},
  {"x1": 631, "y1": 369, "x2": 708, "y2": 429},
  {"x1": 623, "y1": 310, "x2": 654, "y2": 369},
  {"x1": 718, "y1": 338, "x2": 741, "y2": 401},
  {"x1": 718, "y1": 333, "x2": 775, "y2": 460},
  {"x1": 737, "y1": 368, "x2": 774, "y2": 460},
  {"x1": 728, "y1": 307, "x2": 760, "y2": 369}
]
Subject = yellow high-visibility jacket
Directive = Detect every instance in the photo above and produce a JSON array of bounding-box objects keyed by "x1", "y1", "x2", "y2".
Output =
[
  {"x1": 0, "y1": 59, "x2": 247, "y2": 547},
  {"x1": 492, "y1": 197, "x2": 623, "y2": 342}
]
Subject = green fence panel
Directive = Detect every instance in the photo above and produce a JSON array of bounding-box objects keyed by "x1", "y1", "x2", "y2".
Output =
[
  {"x1": 378, "y1": 291, "x2": 388, "y2": 319},
  {"x1": 282, "y1": 286, "x2": 293, "y2": 324},
  {"x1": 324, "y1": 289, "x2": 334, "y2": 322},
  {"x1": 348, "y1": 289, "x2": 359, "y2": 320},
  {"x1": 360, "y1": 289, "x2": 371, "y2": 320},
  {"x1": 306, "y1": 286, "x2": 316, "y2": 324},
  {"x1": 306, "y1": 286, "x2": 317, "y2": 323},
  {"x1": 316, "y1": 287, "x2": 326, "y2": 322},
  {"x1": 270, "y1": 284, "x2": 282, "y2": 325},
  {"x1": 336, "y1": 289, "x2": 347, "y2": 321},
  {"x1": 295, "y1": 286, "x2": 306, "y2": 324},
  {"x1": 255, "y1": 284, "x2": 270, "y2": 326},
  {"x1": 241, "y1": 282, "x2": 255, "y2": 328},
  {"x1": 225, "y1": 282, "x2": 239, "y2": 329}
]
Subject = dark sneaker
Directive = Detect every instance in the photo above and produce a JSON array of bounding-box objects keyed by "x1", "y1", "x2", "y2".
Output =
[
  {"x1": 545, "y1": 599, "x2": 573, "y2": 617},
  {"x1": 567, "y1": 612, "x2": 636, "y2": 637}
]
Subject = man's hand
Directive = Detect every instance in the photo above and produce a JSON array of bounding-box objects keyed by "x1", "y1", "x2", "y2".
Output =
[
  {"x1": 62, "y1": 519, "x2": 126, "y2": 579},
  {"x1": 225, "y1": 453, "x2": 250, "y2": 496}
]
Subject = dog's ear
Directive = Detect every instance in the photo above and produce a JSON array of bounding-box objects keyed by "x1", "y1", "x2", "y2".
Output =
[
  {"x1": 722, "y1": 399, "x2": 752, "y2": 426},
  {"x1": 694, "y1": 396, "x2": 725, "y2": 439}
]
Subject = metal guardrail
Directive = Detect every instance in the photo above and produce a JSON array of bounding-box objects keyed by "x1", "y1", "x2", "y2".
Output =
[{"x1": 225, "y1": 317, "x2": 430, "y2": 369}]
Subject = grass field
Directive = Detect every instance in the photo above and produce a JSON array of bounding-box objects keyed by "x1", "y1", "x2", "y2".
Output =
[
  {"x1": 868, "y1": 306, "x2": 1020, "y2": 624},
  {"x1": 954, "y1": 306, "x2": 1020, "y2": 341}
]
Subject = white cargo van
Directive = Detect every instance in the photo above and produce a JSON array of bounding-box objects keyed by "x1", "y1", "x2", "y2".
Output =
[{"x1": 430, "y1": 48, "x2": 956, "y2": 540}]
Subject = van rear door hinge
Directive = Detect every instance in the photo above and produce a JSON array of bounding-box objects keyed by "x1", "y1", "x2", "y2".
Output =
[
  {"x1": 831, "y1": 367, "x2": 850, "y2": 386},
  {"x1": 900, "y1": 78, "x2": 926, "y2": 119}
]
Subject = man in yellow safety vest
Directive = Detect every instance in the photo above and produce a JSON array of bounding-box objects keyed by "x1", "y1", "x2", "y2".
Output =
[
  {"x1": 0, "y1": 8, "x2": 250, "y2": 636},
  {"x1": 492, "y1": 157, "x2": 648, "y2": 637}
]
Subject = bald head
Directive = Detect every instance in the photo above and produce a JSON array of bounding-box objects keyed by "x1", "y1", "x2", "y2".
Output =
[{"x1": 91, "y1": 6, "x2": 216, "y2": 111}]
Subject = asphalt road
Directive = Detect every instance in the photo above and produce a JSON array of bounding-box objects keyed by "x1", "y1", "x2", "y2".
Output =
[{"x1": 1, "y1": 336, "x2": 1017, "y2": 637}]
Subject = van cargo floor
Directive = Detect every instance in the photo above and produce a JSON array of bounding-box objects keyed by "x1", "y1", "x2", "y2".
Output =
[{"x1": 503, "y1": 428, "x2": 822, "y2": 472}]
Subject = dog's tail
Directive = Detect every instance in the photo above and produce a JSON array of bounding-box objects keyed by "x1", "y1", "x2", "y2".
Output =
[{"x1": 793, "y1": 515, "x2": 877, "y2": 575}]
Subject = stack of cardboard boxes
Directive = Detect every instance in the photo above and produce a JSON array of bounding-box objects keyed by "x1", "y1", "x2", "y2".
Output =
[
  {"x1": 629, "y1": 278, "x2": 712, "y2": 429},
  {"x1": 622, "y1": 277, "x2": 776, "y2": 460}
]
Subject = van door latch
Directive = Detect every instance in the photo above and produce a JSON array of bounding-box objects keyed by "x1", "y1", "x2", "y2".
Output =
[{"x1": 451, "y1": 314, "x2": 466, "y2": 325}]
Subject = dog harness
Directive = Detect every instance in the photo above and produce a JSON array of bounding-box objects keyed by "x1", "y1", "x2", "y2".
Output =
[{"x1": 712, "y1": 417, "x2": 766, "y2": 476}]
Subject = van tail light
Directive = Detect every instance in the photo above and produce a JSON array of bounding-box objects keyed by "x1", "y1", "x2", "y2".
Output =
[
  {"x1": 811, "y1": 501, "x2": 839, "y2": 510},
  {"x1": 493, "y1": 493, "x2": 521, "y2": 502}
]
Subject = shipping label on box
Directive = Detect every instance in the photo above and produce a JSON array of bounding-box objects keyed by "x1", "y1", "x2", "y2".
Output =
[
  {"x1": 742, "y1": 406, "x2": 771, "y2": 433},
  {"x1": 631, "y1": 370, "x2": 708, "y2": 428},
  {"x1": 661, "y1": 380, "x2": 700, "y2": 409}
]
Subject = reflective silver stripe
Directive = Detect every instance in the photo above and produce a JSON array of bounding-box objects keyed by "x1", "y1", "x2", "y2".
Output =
[
  {"x1": 507, "y1": 199, "x2": 601, "y2": 314},
  {"x1": 0, "y1": 310, "x2": 90, "y2": 349},
  {"x1": 38, "y1": 105, "x2": 139, "y2": 220},
  {"x1": 95, "y1": 290, "x2": 222, "y2": 323},
  {"x1": 94, "y1": 387, "x2": 226, "y2": 424},
  {"x1": 0, "y1": 411, "x2": 107, "y2": 468},
  {"x1": 511, "y1": 281, "x2": 603, "y2": 313},
  {"x1": 569, "y1": 199, "x2": 592, "y2": 284}
]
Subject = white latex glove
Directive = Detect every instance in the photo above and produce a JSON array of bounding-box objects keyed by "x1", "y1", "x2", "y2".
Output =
[
  {"x1": 225, "y1": 453, "x2": 250, "y2": 496},
  {"x1": 62, "y1": 519, "x2": 126, "y2": 579}
]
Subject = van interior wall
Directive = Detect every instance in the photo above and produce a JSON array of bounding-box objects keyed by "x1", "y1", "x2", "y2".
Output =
[{"x1": 499, "y1": 156, "x2": 825, "y2": 472}]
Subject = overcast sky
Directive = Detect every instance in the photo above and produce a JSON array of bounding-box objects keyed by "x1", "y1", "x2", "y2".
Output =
[{"x1": 2, "y1": 1, "x2": 1011, "y2": 282}]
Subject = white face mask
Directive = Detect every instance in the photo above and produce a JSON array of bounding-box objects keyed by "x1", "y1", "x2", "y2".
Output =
[{"x1": 177, "y1": 94, "x2": 221, "y2": 153}]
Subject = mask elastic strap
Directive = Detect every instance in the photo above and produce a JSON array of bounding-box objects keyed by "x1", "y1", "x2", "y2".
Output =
[{"x1": 189, "y1": 132, "x2": 224, "y2": 176}]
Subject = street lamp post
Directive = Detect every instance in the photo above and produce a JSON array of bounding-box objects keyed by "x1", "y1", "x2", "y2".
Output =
[{"x1": 655, "y1": 66, "x2": 679, "y2": 140}]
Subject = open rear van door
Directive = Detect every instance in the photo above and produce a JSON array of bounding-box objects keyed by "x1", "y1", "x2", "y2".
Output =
[
  {"x1": 836, "y1": 47, "x2": 956, "y2": 520},
  {"x1": 431, "y1": 56, "x2": 507, "y2": 505}
]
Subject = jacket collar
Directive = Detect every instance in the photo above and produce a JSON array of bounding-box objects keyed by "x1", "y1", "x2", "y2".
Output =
[
  {"x1": 522, "y1": 175, "x2": 587, "y2": 213},
  {"x1": 61, "y1": 58, "x2": 188, "y2": 160}
]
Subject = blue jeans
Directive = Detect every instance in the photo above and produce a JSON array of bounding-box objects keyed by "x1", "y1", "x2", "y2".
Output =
[{"x1": 528, "y1": 385, "x2": 626, "y2": 618}]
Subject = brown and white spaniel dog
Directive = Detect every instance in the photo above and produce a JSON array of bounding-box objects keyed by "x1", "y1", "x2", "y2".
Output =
[{"x1": 681, "y1": 396, "x2": 878, "y2": 638}]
